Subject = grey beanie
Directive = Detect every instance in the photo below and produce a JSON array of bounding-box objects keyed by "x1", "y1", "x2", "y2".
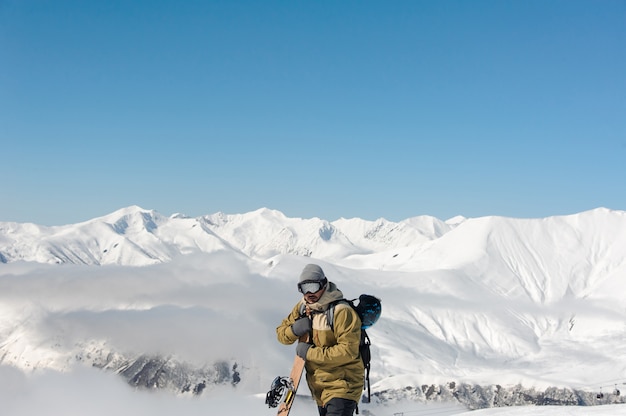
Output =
[{"x1": 299, "y1": 264, "x2": 326, "y2": 283}]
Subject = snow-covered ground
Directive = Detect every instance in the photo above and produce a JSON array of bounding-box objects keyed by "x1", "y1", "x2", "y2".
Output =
[{"x1": 1, "y1": 364, "x2": 624, "y2": 416}]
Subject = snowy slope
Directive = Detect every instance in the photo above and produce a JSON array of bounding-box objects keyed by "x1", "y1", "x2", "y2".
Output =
[{"x1": 1, "y1": 206, "x2": 626, "y2": 412}]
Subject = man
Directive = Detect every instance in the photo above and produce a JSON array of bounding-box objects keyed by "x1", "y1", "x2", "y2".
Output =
[{"x1": 276, "y1": 264, "x2": 364, "y2": 416}]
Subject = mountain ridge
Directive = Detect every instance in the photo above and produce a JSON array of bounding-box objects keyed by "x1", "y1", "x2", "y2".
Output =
[
  {"x1": 0, "y1": 205, "x2": 462, "y2": 265},
  {"x1": 2, "y1": 206, "x2": 621, "y2": 268}
]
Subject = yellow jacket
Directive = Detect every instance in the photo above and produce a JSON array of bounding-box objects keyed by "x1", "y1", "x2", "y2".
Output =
[{"x1": 276, "y1": 282, "x2": 364, "y2": 407}]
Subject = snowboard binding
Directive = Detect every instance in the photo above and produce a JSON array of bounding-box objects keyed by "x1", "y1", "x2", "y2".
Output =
[{"x1": 265, "y1": 376, "x2": 295, "y2": 408}]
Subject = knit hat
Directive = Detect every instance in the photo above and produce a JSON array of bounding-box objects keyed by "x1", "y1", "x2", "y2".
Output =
[{"x1": 299, "y1": 264, "x2": 327, "y2": 283}]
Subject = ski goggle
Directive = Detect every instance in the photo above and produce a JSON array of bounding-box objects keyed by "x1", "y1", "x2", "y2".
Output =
[{"x1": 298, "y1": 279, "x2": 327, "y2": 294}]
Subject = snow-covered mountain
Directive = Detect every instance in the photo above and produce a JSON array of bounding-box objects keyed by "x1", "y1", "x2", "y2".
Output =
[
  {"x1": 1, "y1": 206, "x2": 625, "y2": 411},
  {"x1": 0, "y1": 205, "x2": 457, "y2": 266}
]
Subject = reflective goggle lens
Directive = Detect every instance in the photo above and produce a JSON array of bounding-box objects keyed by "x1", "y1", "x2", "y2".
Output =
[{"x1": 298, "y1": 281, "x2": 324, "y2": 294}]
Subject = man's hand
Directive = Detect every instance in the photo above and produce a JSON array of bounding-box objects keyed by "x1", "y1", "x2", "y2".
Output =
[
  {"x1": 296, "y1": 342, "x2": 312, "y2": 360},
  {"x1": 291, "y1": 317, "x2": 312, "y2": 337}
]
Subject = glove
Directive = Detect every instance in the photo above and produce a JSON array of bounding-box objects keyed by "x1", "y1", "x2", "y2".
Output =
[
  {"x1": 296, "y1": 342, "x2": 312, "y2": 360},
  {"x1": 291, "y1": 317, "x2": 312, "y2": 337}
]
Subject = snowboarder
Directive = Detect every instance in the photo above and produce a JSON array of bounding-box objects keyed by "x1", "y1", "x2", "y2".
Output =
[{"x1": 276, "y1": 264, "x2": 364, "y2": 416}]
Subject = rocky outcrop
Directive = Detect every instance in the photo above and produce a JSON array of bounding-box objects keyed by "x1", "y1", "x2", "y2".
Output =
[{"x1": 371, "y1": 382, "x2": 626, "y2": 410}]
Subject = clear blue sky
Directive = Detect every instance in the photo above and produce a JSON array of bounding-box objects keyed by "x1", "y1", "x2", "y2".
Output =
[{"x1": 2, "y1": 0, "x2": 625, "y2": 225}]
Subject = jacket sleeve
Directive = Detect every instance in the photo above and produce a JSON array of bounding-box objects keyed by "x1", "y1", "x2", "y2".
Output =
[
  {"x1": 306, "y1": 305, "x2": 361, "y2": 365},
  {"x1": 276, "y1": 302, "x2": 305, "y2": 345}
]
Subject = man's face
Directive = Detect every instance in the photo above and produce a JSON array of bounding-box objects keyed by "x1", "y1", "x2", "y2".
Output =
[
  {"x1": 299, "y1": 280, "x2": 326, "y2": 304},
  {"x1": 304, "y1": 286, "x2": 326, "y2": 304}
]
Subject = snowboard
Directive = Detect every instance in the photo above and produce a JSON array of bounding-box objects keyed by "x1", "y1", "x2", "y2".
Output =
[
  {"x1": 276, "y1": 349, "x2": 306, "y2": 416},
  {"x1": 266, "y1": 335, "x2": 309, "y2": 416}
]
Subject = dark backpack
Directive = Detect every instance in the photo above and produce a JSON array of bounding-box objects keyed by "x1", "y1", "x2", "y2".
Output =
[{"x1": 301, "y1": 294, "x2": 382, "y2": 404}]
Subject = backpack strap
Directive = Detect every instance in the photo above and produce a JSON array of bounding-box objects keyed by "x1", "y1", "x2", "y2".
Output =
[
  {"x1": 326, "y1": 300, "x2": 338, "y2": 331},
  {"x1": 361, "y1": 330, "x2": 372, "y2": 402},
  {"x1": 326, "y1": 298, "x2": 357, "y2": 331}
]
